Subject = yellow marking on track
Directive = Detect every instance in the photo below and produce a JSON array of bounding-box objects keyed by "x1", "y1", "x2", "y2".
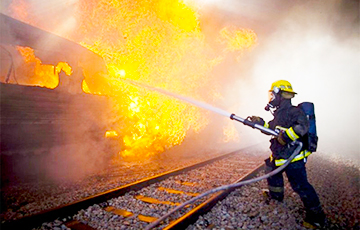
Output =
[
  {"x1": 135, "y1": 195, "x2": 181, "y2": 206},
  {"x1": 113, "y1": 209, "x2": 134, "y2": 217},
  {"x1": 175, "y1": 180, "x2": 197, "y2": 186},
  {"x1": 138, "y1": 214, "x2": 158, "y2": 223},
  {"x1": 104, "y1": 206, "x2": 134, "y2": 217},
  {"x1": 158, "y1": 187, "x2": 200, "y2": 197},
  {"x1": 65, "y1": 220, "x2": 97, "y2": 230},
  {"x1": 104, "y1": 206, "x2": 115, "y2": 212}
]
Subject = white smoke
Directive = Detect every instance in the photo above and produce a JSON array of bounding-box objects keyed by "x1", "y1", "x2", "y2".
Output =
[{"x1": 195, "y1": 0, "x2": 360, "y2": 163}]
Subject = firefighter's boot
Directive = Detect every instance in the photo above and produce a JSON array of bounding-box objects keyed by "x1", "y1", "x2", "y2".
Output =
[
  {"x1": 262, "y1": 189, "x2": 283, "y2": 204},
  {"x1": 261, "y1": 189, "x2": 271, "y2": 204},
  {"x1": 303, "y1": 206, "x2": 326, "y2": 229}
]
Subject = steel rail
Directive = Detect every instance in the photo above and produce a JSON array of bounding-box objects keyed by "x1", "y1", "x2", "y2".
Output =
[
  {"x1": 146, "y1": 141, "x2": 302, "y2": 229},
  {"x1": 163, "y1": 163, "x2": 265, "y2": 230},
  {"x1": 1, "y1": 148, "x2": 251, "y2": 230}
]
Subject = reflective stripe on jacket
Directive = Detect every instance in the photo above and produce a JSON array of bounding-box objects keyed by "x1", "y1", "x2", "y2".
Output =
[
  {"x1": 271, "y1": 150, "x2": 312, "y2": 166},
  {"x1": 286, "y1": 127, "x2": 299, "y2": 141}
]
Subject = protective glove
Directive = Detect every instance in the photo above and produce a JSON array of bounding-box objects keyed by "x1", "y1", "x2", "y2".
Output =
[
  {"x1": 250, "y1": 116, "x2": 265, "y2": 126},
  {"x1": 277, "y1": 130, "x2": 291, "y2": 145}
]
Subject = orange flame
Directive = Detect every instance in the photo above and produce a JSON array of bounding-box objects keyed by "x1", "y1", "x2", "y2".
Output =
[
  {"x1": 16, "y1": 46, "x2": 72, "y2": 88},
  {"x1": 73, "y1": 0, "x2": 222, "y2": 158},
  {"x1": 6, "y1": 0, "x2": 258, "y2": 160}
]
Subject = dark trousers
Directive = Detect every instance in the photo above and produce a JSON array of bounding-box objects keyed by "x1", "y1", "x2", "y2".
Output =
[{"x1": 265, "y1": 158, "x2": 321, "y2": 211}]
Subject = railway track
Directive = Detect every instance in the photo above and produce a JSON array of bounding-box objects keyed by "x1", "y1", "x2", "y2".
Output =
[{"x1": 1, "y1": 149, "x2": 266, "y2": 230}]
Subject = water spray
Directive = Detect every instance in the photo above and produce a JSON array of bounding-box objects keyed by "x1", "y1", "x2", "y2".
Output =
[{"x1": 121, "y1": 78, "x2": 279, "y2": 136}]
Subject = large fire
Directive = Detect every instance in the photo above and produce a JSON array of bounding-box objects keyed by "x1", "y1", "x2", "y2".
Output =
[{"x1": 3, "y1": 0, "x2": 257, "y2": 160}]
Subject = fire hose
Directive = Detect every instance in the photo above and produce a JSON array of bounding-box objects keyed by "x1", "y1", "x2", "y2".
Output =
[
  {"x1": 119, "y1": 79, "x2": 304, "y2": 229},
  {"x1": 145, "y1": 115, "x2": 303, "y2": 230}
]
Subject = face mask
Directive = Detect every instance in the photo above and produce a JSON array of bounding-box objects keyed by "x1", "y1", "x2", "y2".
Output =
[{"x1": 265, "y1": 87, "x2": 281, "y2": 111}]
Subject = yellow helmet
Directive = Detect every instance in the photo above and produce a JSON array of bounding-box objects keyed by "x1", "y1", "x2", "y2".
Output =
[{"x1": 270, "y1": 80, "x2": 296, "y2": 94}]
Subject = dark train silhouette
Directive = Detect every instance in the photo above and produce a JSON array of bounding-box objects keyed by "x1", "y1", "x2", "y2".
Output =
[{"x1": 0, "y1": 14, "x2": 119, "y2": 182}]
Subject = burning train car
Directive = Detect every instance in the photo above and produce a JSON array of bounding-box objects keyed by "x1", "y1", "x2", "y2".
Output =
[{"x1": 0, "y1": 13, "x2": 117, "y2": 181}]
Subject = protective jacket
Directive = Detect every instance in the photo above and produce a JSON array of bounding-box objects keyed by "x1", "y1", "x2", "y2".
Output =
[
  {"x1": 266, "y1": 99, "x2": 311, "y2": 166},
  {"x1": 263, "y1": 99, "x2": 325, "y2": 226}
]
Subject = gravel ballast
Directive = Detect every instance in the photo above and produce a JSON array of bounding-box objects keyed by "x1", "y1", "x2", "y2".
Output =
[
  {"x1": 187, "y1": 153, "x2": 359, "y2": 230},
  {"x1": 1, "y1": 150, "x2": 359, "y2": 229}
]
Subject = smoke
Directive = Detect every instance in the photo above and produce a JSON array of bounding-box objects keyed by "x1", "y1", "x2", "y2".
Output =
[{"x1": 195, "y1": 0, "x2": 360, "y2": 163}]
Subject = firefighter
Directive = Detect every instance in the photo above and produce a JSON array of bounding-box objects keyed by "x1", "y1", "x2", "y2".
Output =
[{"x1": 250, "y1": 80, "x2": 326, "y2": 229}]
